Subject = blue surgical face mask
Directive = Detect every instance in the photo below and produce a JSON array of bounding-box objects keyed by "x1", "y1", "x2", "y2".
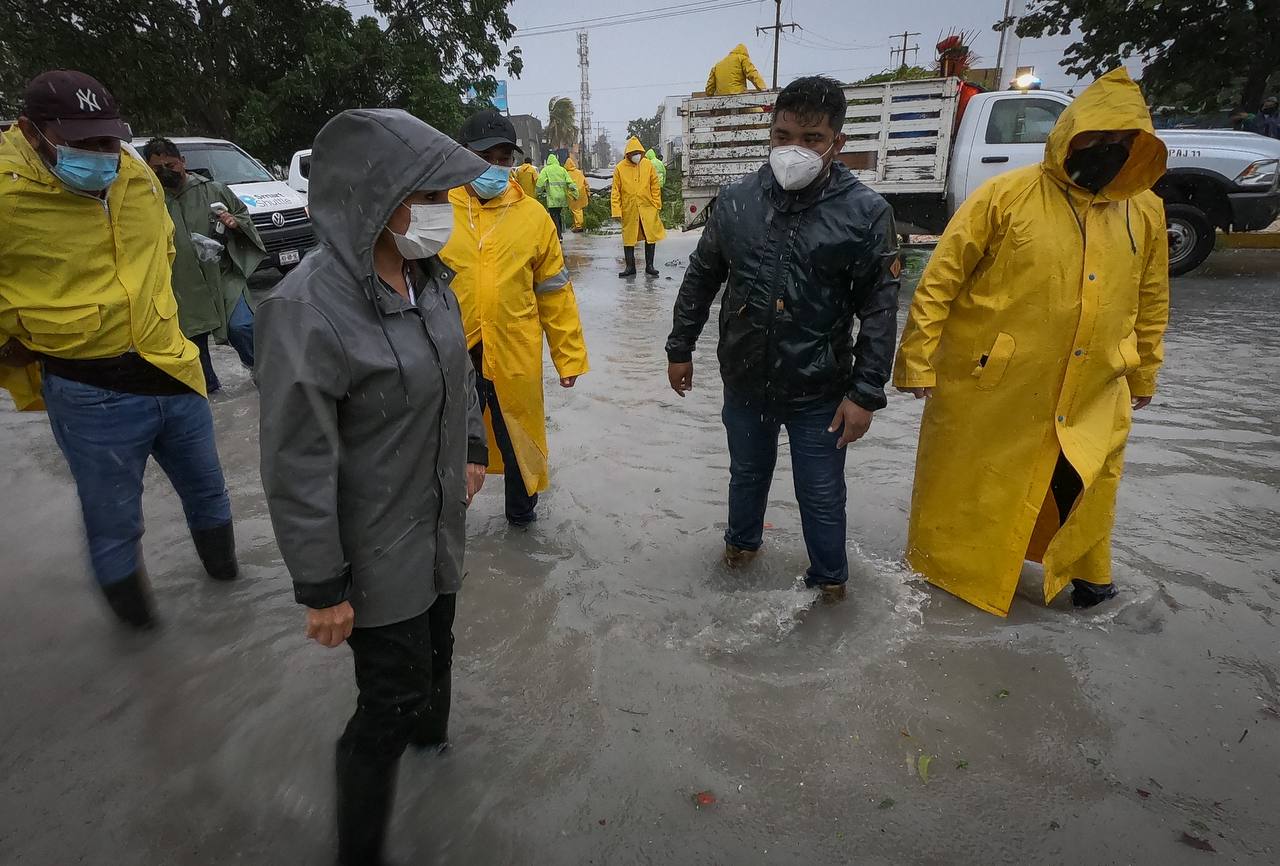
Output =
[
  {"x1": 37, "y1": 128, "x2": 120, "y2": 192},
  {"x1": 471, "y1": 164, "x2": 513, "y2": 200}
]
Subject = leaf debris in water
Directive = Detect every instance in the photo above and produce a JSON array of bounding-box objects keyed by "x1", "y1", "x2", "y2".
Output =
[
  {"x1": 1178, "y1": 832, "x2": 1216, "y2": 853},
  {"x1": 693, "y1": 790, "x2": 716, "y2": 807},
  {"x1": 917, "y1": 755, "x2": 934, "y2": 784},
  {"x1": 878, "y1": 798, "x2": 895, "y2": 809},
  {"x1": 995, "y1": 689, "x2": 1010, "y2": 699}
]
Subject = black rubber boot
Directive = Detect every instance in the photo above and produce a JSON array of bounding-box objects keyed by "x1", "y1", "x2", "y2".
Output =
[
  {"x1": 192, "y1": 521, "x2": 239, "y2": 581},
  {"x1": 644, "y1": 243, "x2": 660, "y2": 276},
  {"x1": 336, "y1": 747, "x2": 397, "y2": 866},
  {"x1": 618, "y1": 246, "x2": 637, "y2": 277},
  {"x1": 100, "y1": 570, "x2": 157, "y2": 630},
  {"x1": 1070, "y1": 578, "x2": 1118, "y2": 609}
]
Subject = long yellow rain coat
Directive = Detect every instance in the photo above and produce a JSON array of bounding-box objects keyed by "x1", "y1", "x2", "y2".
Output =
[
  {"x1": 440, "y1": 182, "x2": 589, "y2": 493},
  {"x1": 514, "y1": 162, "x2": 539, "y2": 197},
  {"x1": 0, "y1": 130, "x2": 204, "y2": 410},
  {"x1": 892, "y1": 68, "x2": 1170, "y2": 616},
  {"x1": 611, "y1": 137, "x2": 666, "y2": 247},
  {"x1": 706, "y1": 44, "x2": 767, "y2": 96},
  {"x1": 565, "y1": 157, "x2": 589, "y2": 230}
]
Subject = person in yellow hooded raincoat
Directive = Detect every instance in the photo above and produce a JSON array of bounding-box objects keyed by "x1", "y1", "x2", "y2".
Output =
[
  {"x1": 565, "y1": 155, "x2": 589, "y2": 233},
  {"x1": 893, "y1": 68, "x2": 1170, "y2": 616},
  {"x1": 442, "y1": 110, "x2": 589, "y2": 526},
  {"x1": 612, "y1": 136, "x2": 666, "y2": 277},
  {"x1": 515, "y1": 157, "x2": 539, "y2": 197},
  {"x1": 706, "y1": 44, "x2": 768, "y2": 96},
  {"x1": 0, "y1": 70, "x2": 238, "y2": 630}
]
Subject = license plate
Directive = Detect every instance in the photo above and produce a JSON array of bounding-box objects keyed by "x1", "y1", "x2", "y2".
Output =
[{"x1": 278, "y1": 249, "x2": 300, "y2": 266}]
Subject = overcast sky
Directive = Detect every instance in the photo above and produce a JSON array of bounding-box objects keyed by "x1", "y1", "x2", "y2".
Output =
[{"x1": 347, "y1": 0, "x2": 1137, "y2": 151}]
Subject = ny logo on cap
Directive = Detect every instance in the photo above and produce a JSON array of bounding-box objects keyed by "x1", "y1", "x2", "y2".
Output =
[{"x1": 76, "y1": 89, "x2": 102, "y2": 112}]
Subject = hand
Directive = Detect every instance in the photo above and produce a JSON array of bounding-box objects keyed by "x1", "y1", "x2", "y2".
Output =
[
  {"x1": 898, "y1": 386, "x2": 933, "y2": 399},
  {"x1": 0, "y1": 338, "x2": 37, "y2": 368},
  {"x1": 668, "y1": 361, "x2": 693, "y2": 397},
  {"x1": 1132, "y1": 396, "x2": 1152, "y2": 410},
  {"x1": 829, "y1": 398, "x2": 874, "y2": 448},
  {"x1": 305, "y1": 601, "x2": 354, "y2": 648},
  {"x1": 560, "y1": 376, "x2": 578, "y2": 389},
  {"x1": 466, "y1": 462, "x2": 486, "y2": 506},
  {"x1": 217, "y1": 211, "x2": 239, "y2": 230}
]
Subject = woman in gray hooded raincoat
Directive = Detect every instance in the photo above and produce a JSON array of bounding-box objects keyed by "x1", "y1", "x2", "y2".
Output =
[{"x1": 256, "y1": 109, "x2": 490, "y2": 865}]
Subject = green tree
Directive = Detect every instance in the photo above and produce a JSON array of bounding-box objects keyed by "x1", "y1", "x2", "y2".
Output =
[
  {"x1": 546, "y1": 96, "x2": 577, "y2": 150},
  {"x1": 1001, "y1": 0, "x2": 1279, "y2": 111},
  {"x1": 626, "y1": 106, "x2": 662, "y2": 148},
  {"x1": 0, "y1": 0, "x2": 523, "y2": 164}
]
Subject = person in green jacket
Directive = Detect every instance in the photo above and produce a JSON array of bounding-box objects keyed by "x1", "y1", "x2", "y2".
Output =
[
  {"x1": 145, "y1": 137, "x2": 266, "y2": 393},
  {"x1": 534, "y1": 153, "x2": 578, "y2": 239},
  {"x1": 646, "y1": 148, "x2": 667, "y2": 188}
]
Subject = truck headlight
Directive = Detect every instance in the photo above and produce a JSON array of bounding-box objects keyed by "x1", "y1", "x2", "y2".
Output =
[{"x1": 1234, "y1": 159, "x2": 1278, "y2": 187}]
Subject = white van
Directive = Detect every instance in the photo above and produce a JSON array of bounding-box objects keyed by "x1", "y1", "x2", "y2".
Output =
[
  {"x1": 132, "y1": 137, "x2": 316, "y2": 271},
  {"x1": 287, "y1": 148, "x2": 311, "y2": 196}
]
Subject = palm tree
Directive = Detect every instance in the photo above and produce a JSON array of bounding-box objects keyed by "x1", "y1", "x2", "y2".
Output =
[{"x1": 546, "y1": 97, "x2": 578, "y2": 150}]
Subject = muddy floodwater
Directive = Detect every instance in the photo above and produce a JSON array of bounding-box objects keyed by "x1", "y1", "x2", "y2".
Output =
[{"x1": 2, "y1": 237, "x2": 1277, "y2": 865}]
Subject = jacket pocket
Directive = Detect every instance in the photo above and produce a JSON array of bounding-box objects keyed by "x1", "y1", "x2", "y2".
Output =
[
  {"x1": 973, "y1": 332, "x2": 1016, "y2": 391},
  {"x1": 1118, "y1": 337, "x2": 1141, "y2": 374},
  {"x1": 19, "y1": 304, "x2": 102, "y2": 353},
  {"x1": 153, "y1": 290, "x2": 179, "y2": 320}
]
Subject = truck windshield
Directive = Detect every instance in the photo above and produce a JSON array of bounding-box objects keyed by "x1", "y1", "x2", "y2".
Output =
[{"x1": 181, "y1": 144, "x2": 275, "y2": 184}]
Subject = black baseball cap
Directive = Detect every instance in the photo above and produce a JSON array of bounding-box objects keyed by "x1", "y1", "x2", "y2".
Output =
[
  {"x1": 459, "y1": 110, "x2": 522, "y2": 153},
  {"x1": 22, "y1": 70, "x2": 130, "y2": 141}
]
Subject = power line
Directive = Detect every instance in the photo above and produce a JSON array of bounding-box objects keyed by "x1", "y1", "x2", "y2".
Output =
[
  {"x1": 756, "y1": 0, "x2": 799, "y2": 89},
  {"x1": 517, "y1": 0, "x2": 757, "y2": 37}
]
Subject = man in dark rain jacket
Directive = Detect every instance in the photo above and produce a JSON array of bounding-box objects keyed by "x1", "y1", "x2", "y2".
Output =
[{"x1": 665, "y1": 76, "x2": 900, "y2": 602}]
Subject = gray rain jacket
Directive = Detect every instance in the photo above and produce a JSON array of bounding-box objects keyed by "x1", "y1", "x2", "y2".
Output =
[{"x1": 256, "y1": 109, "x2": 489, "y2": 628}]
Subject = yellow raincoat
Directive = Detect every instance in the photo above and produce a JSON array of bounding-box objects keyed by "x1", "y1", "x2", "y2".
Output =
[
  {"x1": 514, "y1": 162, "x2": 539, "y2": 197},
  {"x1": 611, "y1": 137, "x2": 666, "y2": 247},
  {"x1": 0, "y1": 130, "x2": 204, "y2": 410},
  {"x1": 440, "y1": 182, "x2": 589, "y2": 493},
  {"x1": 706, "y1": 44, "x2": 767, "y2": 95},
  {"x1": 892, "y1": 68, "x2": 1170, "y2": 616},
  {"x1": 565, "y1": 157, "x2": 589, "y2": 230}
]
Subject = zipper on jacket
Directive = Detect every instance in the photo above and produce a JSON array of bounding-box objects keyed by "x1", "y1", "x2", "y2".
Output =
[{"x1": 761, "y1": 213, "x2": 799, "y2": 404}]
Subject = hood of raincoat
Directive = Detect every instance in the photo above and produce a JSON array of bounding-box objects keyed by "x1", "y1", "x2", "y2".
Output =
[
  {"x1": 645, "y1": 148, "x2": 659, "y2": 161},
  {"x1": 1042, "y1": 68, "x2": 1166, "y2": 201},
  {"x1": 625, "y1": 136, "x2": 645, "y2": 157},
  {"x1": 545, "y1": 154, "x2": 562, "y2": 169},
  {"x1": 564, "y1": 156, "x2": 578, "y2": 171},
  {"x1": 308, "y1": 109, "x2": 488, "y2": 282},
  {"x1": 732, "y1": 43, "x2": 750, "y2": 58}
]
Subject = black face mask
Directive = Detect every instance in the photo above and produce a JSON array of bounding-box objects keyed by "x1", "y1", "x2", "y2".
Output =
[
  {"x1": 154, "y1": 166, "x2": 183, "y2": 189},
  {"x1": 1064, "y1": 141, "x2": 1130, "y2": 194}
]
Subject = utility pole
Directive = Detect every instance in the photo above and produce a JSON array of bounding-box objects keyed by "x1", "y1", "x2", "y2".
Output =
[
  {"x1": 577, "y1": 30, "x2": 592, "y2": 170},
  {"x1": 756, "y1": 0, "x2": 798, "y2": 89},
  {"x1": 888, "y1": 30, "x2": 922, "y2": 69}
]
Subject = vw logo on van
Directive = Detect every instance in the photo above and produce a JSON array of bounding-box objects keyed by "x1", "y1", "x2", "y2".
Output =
[{"x1": 271, "y1": 212, "x2": 286, "y2": 228}]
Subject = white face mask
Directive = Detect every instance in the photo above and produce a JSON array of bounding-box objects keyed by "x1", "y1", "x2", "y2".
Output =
[
  {"x1": 629, "y1": 153, "x2": 643, "y2": 164},
  {"x1": 388, "y1": 202, "x2": 454, "y2": 259},
  {"x1": 769, "y1": 142, "x2": 835, "y2": 191}
]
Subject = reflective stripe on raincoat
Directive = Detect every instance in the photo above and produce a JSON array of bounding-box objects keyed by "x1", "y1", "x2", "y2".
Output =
[
  {"x1": 645, "y1": 148, "x2": 667, "y2": 187},
  {"x1": 535, "y1": 154, "x2": 577, "y2": 208},
  {"x1": 706, "y1": 44, "x2": 767, "y2": 96},
  {"x1": 611, "y1": 137, "x2": 665, "y2": 246},
  {"x1": 0, "y1": 131, "x2": 205, "y2": 409},
  {"x1": 440, "y1": 182, "x2": 589, "y2": 493},
  {"x1": 892, "y1": 68, "x2": 1170, "y2": 616}
]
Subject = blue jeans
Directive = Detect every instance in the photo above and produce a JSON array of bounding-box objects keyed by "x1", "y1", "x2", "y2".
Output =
[
  {"x1": 42, "y1": 374, "x2": 233, "y2": 587},
  {"x1": 722, "y1": 389, "x2": 849, "y2": 586},
  {"x1": 195, "y1": 296, "x2": 255, "y2": 393}
]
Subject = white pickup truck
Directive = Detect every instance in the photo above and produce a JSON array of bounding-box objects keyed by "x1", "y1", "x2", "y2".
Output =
[{"x1": 681, "y1": 78, "x2": 1280, "y2": 275}]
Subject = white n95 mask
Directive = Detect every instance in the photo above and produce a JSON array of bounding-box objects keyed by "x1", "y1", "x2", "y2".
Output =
[
  {"x1": 389, "y1": 202, "x2": 454, "y2": 259},
  {"x1": 769, "y1": 143, "x2": 834, "y2": 191}
]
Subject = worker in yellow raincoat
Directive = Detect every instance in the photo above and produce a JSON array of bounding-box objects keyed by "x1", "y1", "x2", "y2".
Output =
[
  {"x1": 893, "y1": 68, "x2": 1170, "y2": 616},
  {"x1": 442, "y1": 110, "x2": 589, "y2": 526},
  {"x1": 706, "y1": 44, "x2": 768, "y2": 96},
  {"x1": 565, "y1": 155, "x2": 589, "y2": 233},
  {"x1": 514, "y1": 157, "x2": 538, "y2": 197},
  {"x1": 611, "y1": 136, "x2": 665, "y2": 277}
]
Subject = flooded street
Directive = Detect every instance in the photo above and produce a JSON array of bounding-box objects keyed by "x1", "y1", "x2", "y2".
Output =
[{"x1": 2, "y1": 236, "x2": 1278, "y2": 865}]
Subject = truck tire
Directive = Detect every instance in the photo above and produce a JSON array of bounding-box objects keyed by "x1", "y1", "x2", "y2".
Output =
[{"x1": 1165, "y1": 203, "x2": 1215, "y2": 277}]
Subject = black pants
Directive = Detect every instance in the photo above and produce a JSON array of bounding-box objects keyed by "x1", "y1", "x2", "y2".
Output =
[
  {"x1": 336, "y1": 593, "x2": 456, "y2": 866},
  {"x1": 548, "y1": 206, "x2": 563, "y2": 238},
  {"x1": 471, "y1": 345, "x2": 538, "y2": 524},
  {"x1": 1050, "y1": 452, "x2": 1084, "y2": 528}
]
